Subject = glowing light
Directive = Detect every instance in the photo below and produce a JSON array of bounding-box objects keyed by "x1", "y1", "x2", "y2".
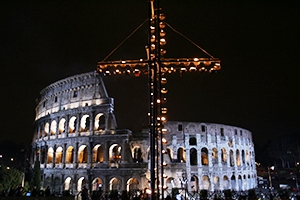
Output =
[{"x1": 162, "y1": 137, "x2": 167, "y2": 144}]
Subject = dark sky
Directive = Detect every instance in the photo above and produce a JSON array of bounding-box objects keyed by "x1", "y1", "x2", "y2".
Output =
[{"x1": 0, "y1": 0, "x2": 299, "y2": 147}]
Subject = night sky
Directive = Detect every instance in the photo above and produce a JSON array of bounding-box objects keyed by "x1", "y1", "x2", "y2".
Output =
[{"x1": 0, "y1": 1, "x2": 299, "y2": 147}]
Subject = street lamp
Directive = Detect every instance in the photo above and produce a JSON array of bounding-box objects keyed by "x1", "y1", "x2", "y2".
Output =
[{"x1": 268, "y1": 166, "x2": 274, "y2": 196}]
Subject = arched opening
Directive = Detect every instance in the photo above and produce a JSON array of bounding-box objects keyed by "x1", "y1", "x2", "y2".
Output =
[
  {"x1": 221, "y1": 148, "x2": 227, "y2": 163},
  {"x1": 44, "y1": 122, "x2": 49, "y2": 136},
  {"x1": 41, "y1": 148, "x2": 46, "y2": 164},
  {"x1": 53, "y1": 177, "x2": 61, "y2": 193},
  {"x1": 39, "y1": 125, "x2": 43, "y2": 138},
  {"x1": 92, "y1": 178, "x2": 103, "y2": 191},
  {"x1": 202, "y1": 175, "x2": 210, "y2": 190},
  {"x1": 47, "y1": 147, "x2": 54, "y2": 164},
  {"x1": 190, "y1": 176, "x2": 199, "y2": 192},
  {"x1": 69, "y1": 116, "x2": 77, "y2": 133},
  {"x1": 177, "y1": 147, "x2": 186, "y2": 163},
  {"x1": 127, "y1": 178, "x2": 139, "y2": 191},
  {"x1": 80, "y1": 114, "x2": 90, "y2": 132},
  {"x1": 231, "y1": 175, "x2": 236, "y2": 190},
  {"x1": 246, "y1": 150, "x2": 250, "y2": 165},
  {"x1": 223, "y1": 176, "x2": 229, "y2": 190},
  {"x1": 77, "y1": 177, "x2": 87, "y2": 192},
  {"x1": 50, "y1": 120, "x2": 57, "y2": 135},
  {"x1": 166, "y1": 148, "x2": 173, "y2": 162},
  {"x1": 190, "y1": 148, "x2": 197, "y2": 165},
  {"x1": 64, "y1": 177, "x2": 72, "y2": 191},
  {"x1": 212, "y1": 148, "x2": 218, "y2": 165},
  {"x1": 201, "y1": 148, "x2": 208, "y2": 166},
  {"x1": 109, "y1": 144, "x2": 122, "y2": 162},
  {"x1": 66, "y1": 146, "x2": 74, "y2": 163},
  {"x1": 78, "y1": 145, "x2": 88, "y2": 163},
  {"x1": 44, "y1": 177, "x2": 51, "y2": 189},
  {"x1": 213, "y1": 176, "x2": 220, "y2": 190},
  {"x1": 109, "y1": 178, "x2": 120, "y2": 191},
  {"x1": 166, "y1": 177, "x2": 176, "y2": 191},
  {"x1": 230, "y1": 150, "x2": 234, "y2": 166},
  {"x1": 55, "y1": 146, "x2": 63, "y2": 164},
  {"x1": 242, "y1": 150, "x2": 245, "y2": 165},
  {"x1": 238, "y1": 175, "x2": 242, "y2": 190},
  {"x1": 95, "y1": 113, "x2": 105, "y2": 131},
  {"x1": 236, "y1": 149, "x2": 241, "y2": 166},
  {"x1": 58, "y1": 118, "x2": 66, "y2": 134},
  {"x1": 132, "y1": 146, "x2": 143, "y2": 162},
  {"x1": 93, "y1": 145, "x2": 104, "y2": 163}
]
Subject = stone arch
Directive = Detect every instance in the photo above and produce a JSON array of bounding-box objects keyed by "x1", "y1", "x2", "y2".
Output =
[
  {"x1": 66, "y1": 146, "x2": 74, "y2": 163},
  {"x1": 202, "y1": 175, "x2": 210, "y2": 190},
  {"x1": 132, "y1": 146, "x2": 143, "y2": 162},
  {"x1": 77, "y1": 177, "x2": 87, "y2": 192},
  {"x1": 221, "y1": 148, "x2": 227, "y2": 163},
  {"x1": 109, "y1": 144, "x2": 122, "y2": 162},
  {"x1": 53, "y1": 177, "x2": 61, "y2": 193},
  {"x1": 64, "y1": 177, "x2": 72, "y2": 191},
  {"x1": 213, "y1": 176, "x2": 220, "y2": 190},
  {"x1": 223, "y1": 176, "x2": 229, "y2": 190},
  {"x1": 236, "y1": 149, "x2": 241, "y2": 166},
  {"x1": 201, "y1": 148, "x2": 208, "y2": 166},
  {"x1": 69, "y1": 116, "x2": 77, "y2": 133},
  {"x1": 166, "y1": 147, "x2": 173, "y2": 161},
  {"x1": 190, "y1": 175, "x2": 199, "y2": 192},
  {"x1": 189, "y1": 137, "x2": 197, "y2": 145},
  {"x1": 93, "y1": 144, "x2": 104, "y2": 163},
  {"x1": 229, "y1": 150, "x2": 234, "y2": 166},
  {"x1": 58, "y1": 118, "x2": 66, "y2": 134},
  {"x1": 166, "y1": 177, "x2": 176, "y2": 190},
  {"x1": 190, "y1": 148, "x2": 197, "y2": 165},
  {"x1": 80, "y1": 114, "x2": 90, "y2": 132},
  {"x1": 177, "y1": 147, "x2": 186, "y2": 163},
  {"x1": 127, "y1": 178, "x2": 139, "y2": 191},
  {"x1": 243, "y1": 174, "x2": 247, "y2": 190},
  {"x1": 238, "y1": 175, "x2": 242, "y2": 190},
  {"x1": 44, "y1": 177, "x2": 51, "y2": 189},
  {"x1": 47, "y1": 147, "x2": 54, "y2": 164},
  {"x1": 109, "y1": 177, "x2": 120, "y2": 191},
  {"x1": 50, "y1": 120, "x2": 57, "y2": 135},
  {"x1": 39, "y1": 125, "x2": 43, "y2": 138},
  {"x1": 212, "y1": 148, "x2": 218, "y2": 165},
  {"x1": 44, "y1": 122, "x2": 49, "y2": 136},
  {"x1": 41, "y1": 148, "x2": 46, "y2": 164},
  {"x1": 55, "y1": 146, "x2": 63, "y2": 164},
  {"x1": 246, "y1": 150, "x2": 250, "y2": 165},
  {"x1": 241, "y1": 150, "x2": 245, "y2": 165},
  {"x1": 231, "y1": 175, "x2": 236, "y2": 190},
  {"x1": 95, "y1": 113, "x2": 105, "y2": 131},
  {"x1": 92, "y1": 178, "x2": 103, "y2": 191},
  {"x1": 78, "y1": 145, "x2": 88, "y2": 163}
]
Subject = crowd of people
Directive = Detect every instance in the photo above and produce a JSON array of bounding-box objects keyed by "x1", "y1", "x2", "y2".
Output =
[{"x1": 0, "y1": 185, "x2": 51, "y2": 197}]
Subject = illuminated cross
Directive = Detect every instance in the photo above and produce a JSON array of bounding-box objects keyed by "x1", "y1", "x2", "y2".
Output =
[{"x1": 96, "y1": 1, "x2": 221, "y2": 199}]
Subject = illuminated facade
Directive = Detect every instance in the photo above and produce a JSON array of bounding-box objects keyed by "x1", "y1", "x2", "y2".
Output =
[{"x1": 31, "y1": 71, "x2": 257, "y2": 196}]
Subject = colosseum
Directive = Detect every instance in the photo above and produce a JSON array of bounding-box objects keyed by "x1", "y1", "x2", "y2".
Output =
[{"x1": 31, "y1": 71, "x2": 257, "y2": 197}]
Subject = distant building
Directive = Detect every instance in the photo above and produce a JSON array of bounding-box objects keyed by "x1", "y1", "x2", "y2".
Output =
[{"x1": 31, "y1": 72, "x2": 257, "y2": 196}]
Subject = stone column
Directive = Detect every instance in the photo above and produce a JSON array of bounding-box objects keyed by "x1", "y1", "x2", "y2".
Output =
[
  {"x1": 89, "y1": 111, "x2": 94, "y2": 136},
  {"x1": 62, "y1": 143, "x2": 67, "y2": 168},
  {"x1": 74, "y1": 142, "x2": 78, "y2": 168},
  {"x1": 53, "y1": 145, "x2": 56, "y2": 168}
]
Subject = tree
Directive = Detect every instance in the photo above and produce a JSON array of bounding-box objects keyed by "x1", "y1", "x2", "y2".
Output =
[
  {"x1": 0, "y1": 165, "x2": 23, "y2": 192},
  {"x1": 268, "y1": 135, "x2": 298, "y2": 168},
  {"x1": 31, "y1": 160, "x2": 41, "y2": 189}
]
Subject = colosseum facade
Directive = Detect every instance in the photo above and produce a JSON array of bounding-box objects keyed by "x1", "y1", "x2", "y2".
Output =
[{"x1": 31, "y1": 71, "x2": 257, "y2": 197}]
